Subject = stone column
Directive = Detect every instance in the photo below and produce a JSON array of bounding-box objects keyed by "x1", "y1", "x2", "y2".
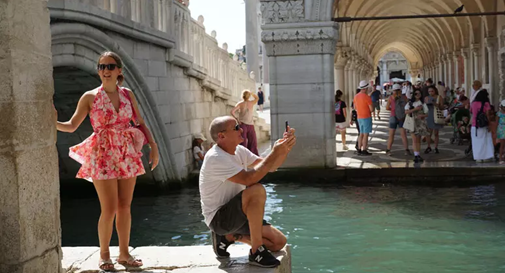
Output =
[
  {"x1": 471, "y1": 44, "x2": 481, "y2": 82},
  {"x1": 486, "y1": 37, "x2": 498, "y2": 103},
  {"x1": 245, "y1": 0, "x2": 260, "y2": 82},
  {"x1": 462, "y1": 48, "x2": 471, "y2": 94},
  {"x1": 261, "y1": 2, "x2": 338, "y2": 167},
  {"x1": 334, "y1": 47, "x2": 349, "y2": 92},
  {"x1": 0, "y1": 0, "x2": 62, "y2": 272},
  {"x1": 446, "y1": 53, "x2": 453, "y2": 89},
  {"x1": 453, "y1": 51, "x2": 461, "y2": 89},
  {"x1": 382, "y1": 61, "x2": 389, "y2": 83},
  {"x1": 344, "y1": 60, "x2": 353, "y2": 114}
]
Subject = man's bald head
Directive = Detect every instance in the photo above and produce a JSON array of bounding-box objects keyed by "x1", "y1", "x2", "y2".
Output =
[{"x1": 209, "y1": 116, "x2": 235, "y2": 142}]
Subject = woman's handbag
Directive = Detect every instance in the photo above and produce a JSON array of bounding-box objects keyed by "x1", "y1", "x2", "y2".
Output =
[
  {"x1": 434, "y1": 97, "x2": 446, "y2": 125},
  {"x1": 123, "y1": 88, "x2": 149, "y2": 146},
  {"x1": 403, "y1": 114, "x2": 415, "y2": 132}
]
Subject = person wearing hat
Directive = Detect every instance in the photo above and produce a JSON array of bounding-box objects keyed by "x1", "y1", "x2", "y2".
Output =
[
  {"x1": 385, "y1": 84, "x2": 411, "y2": 156},
  {"x1": 193, "y1": 133, "x2": 208, "y2": 169},
  {"x1": 353, "y1": 80, "x2": 373, "y2": 156},
  {"x1": 370, "y1": 85, "x2": 383, "y2": 121}
]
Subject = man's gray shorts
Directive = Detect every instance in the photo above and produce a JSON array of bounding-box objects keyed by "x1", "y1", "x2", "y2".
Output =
[
  {"x1": 372, "y1": 101, "x2": 381, "y2": 111},
  {"x1": 209, "y1": 191, "x2": 270, "y2": 236}
]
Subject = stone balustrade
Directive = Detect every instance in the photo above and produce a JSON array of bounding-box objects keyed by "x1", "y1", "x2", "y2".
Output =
[{"x1": 86, "y1": 0, "x2": 253, "y2": 104}]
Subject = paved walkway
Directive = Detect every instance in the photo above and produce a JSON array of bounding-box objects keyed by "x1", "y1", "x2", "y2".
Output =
[
  {"x1": 336, "y1": 103, "x2": 474, "y2": 168},
  {"x1": 258, "y1": 107, "x2": 504, "y2": 170}
]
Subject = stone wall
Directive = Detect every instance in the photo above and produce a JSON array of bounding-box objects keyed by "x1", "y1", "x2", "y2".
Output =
[{"x1": 0, "y1": 0, "x2": 62, "y2": 272}]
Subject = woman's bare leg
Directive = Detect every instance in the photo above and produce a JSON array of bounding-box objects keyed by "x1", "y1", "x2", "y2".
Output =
[
  {"x1": 411, "y1": 134, "x2": 418, "y2": 153},
  {"x1": 93, "y1": 179, "x2": 119, "y2": 260},
  {"x1": 434, "y1": 129, "x2": 440, "y2": 148},
  {"x1": 116, "y1": 177, "x2": 138, "y2": 263},
  {"x1": 341, "y1": 129, "x2": 347, "y2": 146}
]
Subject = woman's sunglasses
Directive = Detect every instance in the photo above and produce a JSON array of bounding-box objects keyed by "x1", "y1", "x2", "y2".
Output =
[
  {"x1": 415, "y1": 93, "x2": 421, "y2": 96},
  {"x1": 97, "y1": 64, "x2": 118, "y2": 71}
]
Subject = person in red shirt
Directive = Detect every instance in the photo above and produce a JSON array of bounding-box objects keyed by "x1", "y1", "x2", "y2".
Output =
[{"x1": 353, "y1": 80, "x2": 373, "y2": 156}]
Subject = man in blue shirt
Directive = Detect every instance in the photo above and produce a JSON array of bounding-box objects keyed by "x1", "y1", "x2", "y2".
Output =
[{"x1": 370, "y1": 85, "x2": 383, "y2": 120}]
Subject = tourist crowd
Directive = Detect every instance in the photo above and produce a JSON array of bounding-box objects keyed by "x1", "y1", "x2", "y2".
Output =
[{"x1": 335, "y1": 79, "x2": 505, "y2": 164}]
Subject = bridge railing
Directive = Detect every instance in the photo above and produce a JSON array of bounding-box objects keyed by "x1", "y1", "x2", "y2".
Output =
[
  {"x1": 177, "y1": 2, "x2": 252, "y2": 101},
  {"x1": 77, "y1": 0, "x2": 252, "y2": 102}
]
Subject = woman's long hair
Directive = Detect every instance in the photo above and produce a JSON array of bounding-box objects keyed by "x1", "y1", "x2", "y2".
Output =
[
  {"x1": 98, "y1": 51, "x2": 125, "y2": 86},
  {"x1": 192, "y1": 138, "x2": 201, "y2": 149},
  {"x1": 335, "y1": 90, "x2": 343, "y2": 101}
]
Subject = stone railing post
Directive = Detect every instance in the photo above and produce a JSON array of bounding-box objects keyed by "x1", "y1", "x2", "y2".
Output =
[
  {"x1": 261, "y1": 0, "x2": 338, "y2": 168},
  {"x1": 0, "y1": 1, "x2": 62, "y2": 272}
]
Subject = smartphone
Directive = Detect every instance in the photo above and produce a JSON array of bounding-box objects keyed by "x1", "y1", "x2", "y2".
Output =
[{"x1": 285, "y1": 121, "x2": 289, "y2": 132}]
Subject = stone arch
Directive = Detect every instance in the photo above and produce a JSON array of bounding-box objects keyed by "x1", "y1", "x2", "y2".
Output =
[{"x1": 51, "y1": 22, "x2": 179, "y2": 182}]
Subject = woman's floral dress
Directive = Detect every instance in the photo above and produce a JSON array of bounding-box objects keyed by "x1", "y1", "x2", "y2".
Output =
[{"x1": 69, "y1": 86, "x2": 146, "y2": 182}]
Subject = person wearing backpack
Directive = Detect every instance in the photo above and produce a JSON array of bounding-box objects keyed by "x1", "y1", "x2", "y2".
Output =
[
  {"x1": 334, "y1": 90, "x2": 349, "y2": 150},
  {"x1": 470, "y1": 89, "x2": 494, "y2": 162},
  {"x1": 385, "y1": 84, "x2": 411, "y2": 156}
]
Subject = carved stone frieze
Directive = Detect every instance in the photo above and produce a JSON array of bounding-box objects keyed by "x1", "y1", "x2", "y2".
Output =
[
  {"x1": 261, "y1": 24, "x2": 338, "y2": 56},
  {"x1": 260, "y1": 0, "x2": 305, "y2": 24}
]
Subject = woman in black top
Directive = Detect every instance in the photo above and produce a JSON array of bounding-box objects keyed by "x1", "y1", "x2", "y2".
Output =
[
  {"x1": 335, "y1": 90, "x2": 348, "y2": 150},
  {"x1": 257, "y1": 87, "x2": 264, "y2": 112}
]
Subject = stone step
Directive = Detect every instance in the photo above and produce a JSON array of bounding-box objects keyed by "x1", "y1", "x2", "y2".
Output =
[{"x1": 62, "y1": 245, "x2": 291, "y2": 273}]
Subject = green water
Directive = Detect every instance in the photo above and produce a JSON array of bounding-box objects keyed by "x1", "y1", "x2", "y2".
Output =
[{"x1": 61, "y1": 183, "x2": 505, "y2": 272}]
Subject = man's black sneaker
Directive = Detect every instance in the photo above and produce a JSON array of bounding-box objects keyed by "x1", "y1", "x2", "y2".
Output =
[
  {"x1": 360, "y1": 150, "x2": 372, "y2": 156},
  {"x1": 354, "y1": 149, "x2": 362, "y2": 155},
  {"x1": 248, "y1": 245, "x2": 280, "y2": 268},
  {"x1": 211, "y1": 231, "x2": 232, "y2": 258},
  {"x1": 414, "y1": 155, "x2": 425, "y2": 163}
]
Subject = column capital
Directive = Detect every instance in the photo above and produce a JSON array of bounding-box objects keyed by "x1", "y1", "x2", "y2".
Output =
[
  {"x1": 485, "y1": 36, "x2": 498, "y2": 49},
  {"x1": 335, "y1": 46, "x2": 350, "y2": 67},
  {"x1": 461, "y1": 48, "x2": 470, "y2": 59},
  {"x1": 446, "y1": 52, "x2": 453, "y2": 60},
  {"x1": 261, "y1": 0, "x2": 338, "y2": 57},
  {"x1": 453, "y1": 51, "x2": 461, "y2": 59},
  {"x1": 470, "y1": 44, "x2": 480, "y2": 56}
]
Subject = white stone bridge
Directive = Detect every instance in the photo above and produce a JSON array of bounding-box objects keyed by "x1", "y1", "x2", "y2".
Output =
[{"x1": 50, "y1": 0, "x2": 270, "y2": 183}]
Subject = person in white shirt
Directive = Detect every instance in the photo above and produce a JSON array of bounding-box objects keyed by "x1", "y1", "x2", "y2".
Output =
[
  {"x1": 470, "y1": 80, "x2": 482, "y2": 103},
  {"x1": 199, "y1": 116, "x2": 296, "y2": 268},
  {"x1": 193, "y1": 133, "x2": 208, "y2": 169}
]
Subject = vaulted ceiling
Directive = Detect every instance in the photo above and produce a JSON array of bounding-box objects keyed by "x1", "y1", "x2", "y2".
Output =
[{"x1": 334, "y1": 0, "x2": 500, "y2": 67}]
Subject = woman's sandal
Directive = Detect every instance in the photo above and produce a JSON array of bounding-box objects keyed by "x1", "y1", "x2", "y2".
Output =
[
  {"x1": 98, "y1": 258, "x2": 114, "y2": 271},
  {"x1": 117, "y1": 255, "x2": 143, "y2": 267}
]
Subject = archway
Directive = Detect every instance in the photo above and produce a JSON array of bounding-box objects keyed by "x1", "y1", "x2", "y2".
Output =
[{"x1": 51, "y1": 22, "x2": 179, "y2": 182}]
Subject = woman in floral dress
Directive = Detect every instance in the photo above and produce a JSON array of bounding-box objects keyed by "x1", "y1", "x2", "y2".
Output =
[
  {"x1": 405, "y1": 90, "x2": 429, "y2": 163},
  {"x1": 55, "y1": 52, "x2": 159, "y2": 271}
]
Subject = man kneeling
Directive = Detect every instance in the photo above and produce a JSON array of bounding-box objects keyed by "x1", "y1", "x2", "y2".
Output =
[{"x1": 199, "y1": 116, "x2": 296, "y2": 267}]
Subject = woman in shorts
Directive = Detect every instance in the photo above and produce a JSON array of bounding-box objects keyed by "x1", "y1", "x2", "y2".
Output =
[{"x1": 335, "y1": 90, "x2": 349, "y2": 150}]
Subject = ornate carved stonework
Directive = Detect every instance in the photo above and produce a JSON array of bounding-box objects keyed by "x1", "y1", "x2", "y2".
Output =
[
  {"x1": 335, "y1": 46, "x2": 350, "y2": 67},
  {"x1": 260, "y1": 0, "x2": 305, "y2": 24},
  {"x1": 261, "y1": 24, "x2": 338, "y2": 56}
]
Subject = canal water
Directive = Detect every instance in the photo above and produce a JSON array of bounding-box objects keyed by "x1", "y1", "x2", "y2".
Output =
[{"x1": 61, "y1": 182, "x2": 505, "y2": 272}]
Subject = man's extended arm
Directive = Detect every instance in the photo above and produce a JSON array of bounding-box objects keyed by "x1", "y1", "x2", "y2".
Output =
[{"x1": 229, "y1": 133, "x2": 296, "y2": 186}]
